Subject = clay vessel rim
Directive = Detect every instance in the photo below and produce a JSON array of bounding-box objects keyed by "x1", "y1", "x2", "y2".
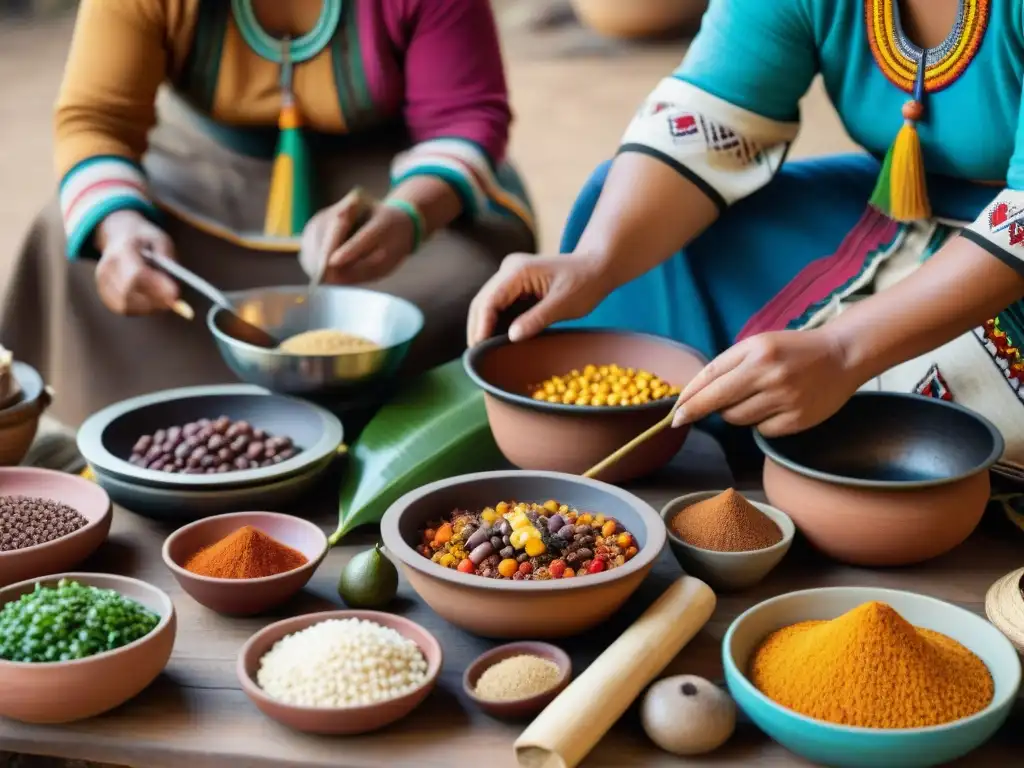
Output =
[
  {"x1": 0, "y1": 362, "x2": 47, "y2": 425},
  {"x1": 161, "y1": 510, "x2": 329, "y2": 585},
  {"x1": 380, "y1": 469, "x2": 666, "y2": 591},
  {"x1": 723, "y1": 585, "x2": 1022, "y2": 734},
  {"x1": 0, "y1": 468, "x2": 112, "y2": 560},
  {"x1": 461, "y1": 641, "x2": 572, "y2": 706},
  {"x1": 660, "y1": 490, "x2": 794, "y2": 557},
  {"x1": 753, "y1": 392, "x2": 1004, "y2": 490},
  {"x1": 0, "y1": 571, "x2": 174, "y2": 669},
  {"x1": 463, "y1": 329, "x2": 708, "y2": 415},
  {"x1": 236, "y1": 609, "x2": 442, "y2": 712}
]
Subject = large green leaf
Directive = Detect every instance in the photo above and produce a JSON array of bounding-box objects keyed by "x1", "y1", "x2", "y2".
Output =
[{"x1": 329, "y1": 358, "x2": 503, "y2": 545}]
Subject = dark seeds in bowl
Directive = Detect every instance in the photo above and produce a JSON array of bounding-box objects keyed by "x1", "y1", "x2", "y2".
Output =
[
  {"x1": 128, "y1": 416, "x2": 298, "y2": 475},
  {"x1": 0, "y1": 496, "x2": 88, "y2": 552}
]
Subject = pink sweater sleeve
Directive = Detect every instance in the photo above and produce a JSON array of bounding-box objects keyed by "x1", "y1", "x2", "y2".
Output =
[{"x1": 400, "y1": 0, "x2": 511, "y2": 161}]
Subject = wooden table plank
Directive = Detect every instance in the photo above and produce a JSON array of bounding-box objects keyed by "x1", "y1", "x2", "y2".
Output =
[{"x1": 1, "y1": 430, "x2": 1021, "y2": 767}]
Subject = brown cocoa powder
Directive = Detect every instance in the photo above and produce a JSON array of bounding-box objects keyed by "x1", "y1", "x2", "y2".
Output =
[{"x1": 670, "y1": 489, "x2": 781, "y2": 552}]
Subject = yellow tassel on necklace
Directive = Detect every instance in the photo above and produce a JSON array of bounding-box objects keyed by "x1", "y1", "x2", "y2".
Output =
[{"x1": 869, "y1": 50, "x2": 931, "y2": 222}]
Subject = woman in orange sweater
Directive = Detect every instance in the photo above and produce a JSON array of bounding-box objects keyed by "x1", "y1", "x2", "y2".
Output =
[{"x1": 1, "y1": 0, "x2": 534, "y2": 425}]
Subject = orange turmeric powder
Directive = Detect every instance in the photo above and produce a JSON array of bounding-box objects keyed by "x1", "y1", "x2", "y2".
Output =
[{"x1": 750, "y1": 601, "x2": 993, "y2": 728}]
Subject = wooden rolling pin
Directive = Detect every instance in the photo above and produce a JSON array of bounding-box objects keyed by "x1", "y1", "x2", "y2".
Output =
[{"x1": 514, "y1": 575, "x2": 717, "y2": 768}]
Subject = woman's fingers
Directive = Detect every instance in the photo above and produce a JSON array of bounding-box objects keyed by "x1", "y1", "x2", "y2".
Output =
[
  {"x1": 670, "y1": 344, "x2": 750, "y2": 427},
  {"x1": 719, "y1": 392, "x2": 782, "y2": 426},
  {"x1": 468, "y1": 261, "x2": 531, "y2": 345},
  {"x1": 327, "y1": 247, "x2": 393, "y2": 285},
  {"x1": 756, "y1": 410, "x2": 804, "y2": 438},
  {"x1": 326, "y1": 206, "x2": 373, "y2": 269}
]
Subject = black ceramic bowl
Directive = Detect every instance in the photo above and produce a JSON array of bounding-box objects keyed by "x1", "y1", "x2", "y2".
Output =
[
  {"x1": 754, "y1": 392, "x2": 1003, "y2": 566},
  {"x1": 78, "y1": 385, "x2": 343, "y2": 490}
]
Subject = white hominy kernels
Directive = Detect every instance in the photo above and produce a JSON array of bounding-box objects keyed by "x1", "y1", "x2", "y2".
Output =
[{"x1": 256, "y1": 618, "x2": 429, "y2": 708}]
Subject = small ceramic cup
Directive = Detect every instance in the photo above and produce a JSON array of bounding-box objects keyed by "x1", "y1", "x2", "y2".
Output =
[
  {"x1": 660, "y1": 491, "x2": 795, "y2": 591},
  {"x1": 463, "y1": 641, "x2": 572, "y2": 720}
]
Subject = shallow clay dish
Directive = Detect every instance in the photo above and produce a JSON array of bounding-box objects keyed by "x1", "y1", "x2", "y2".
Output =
[
  {"x1": 162, "y1": 511, "x2": 328, "y2": 616},
  {"x1": 237, "y1": 609, "x2": 442, "y2": 735},
  {"x1": 0, "y1": 362, "x2": 52, "y2": 466},
  {"x1": 0, "y1": 468, "x2": 112, "y2": 587},
  {"x1": 380, "y1": 469, "x2": 666, "y2": 638},
  {"x1": 755, "y1": 392, "x2": 1002, "y2": 567},
  {"x1": 93, "y1": 453, "x2": 334, "y2": 522},
  {"x1": 724, "y1": 587, "x2": 1021, "y2": 768},
  {"x1": 464, "y1": 330, "x2": 705, "y2": 483},
  {"x1": 0, "y1": 572, "x2": 176, "y2": 724},
  {"x1": 78, "y1": 384, "x2": 343, "y2": 490},
  {"x1": 660, "y1": 491, "x2": 794, "y2": 591},
  {"x1": 463, "y1": 641, "x2": 571, "y2": 720}
]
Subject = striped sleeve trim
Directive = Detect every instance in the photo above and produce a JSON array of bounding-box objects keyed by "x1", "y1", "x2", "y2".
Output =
[
  {"x1": 962, "y1": 190, "x2": 1024, "y2": 277},
  {"x1": 391, "y1": 138, "x2": 535, "y2": 235},
  {"x1": 619, "y1": 77, "x2": 798, "y2": 208},
  {"x1": 59, "y1": 156, "x2": 159, "y2": 260}
]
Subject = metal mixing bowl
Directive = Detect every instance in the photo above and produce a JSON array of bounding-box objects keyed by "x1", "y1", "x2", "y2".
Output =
[{"x1": 208, "y1": 286, "x2": 424, "y2": 395}]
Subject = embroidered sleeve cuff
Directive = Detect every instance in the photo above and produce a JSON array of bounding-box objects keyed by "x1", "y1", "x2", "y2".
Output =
[
  {"x1": 390, "y1": 138, "x2": 535, "y2": 235},
  {"x1": 59, "y1": 156, "x2": 159, "y2": 261},
  {"x1": 618, "y1": 77, "x2": 799, "y2": 211},
  {"x1": 962, "y1": 190, "x2": 1024, "y2": 277}
]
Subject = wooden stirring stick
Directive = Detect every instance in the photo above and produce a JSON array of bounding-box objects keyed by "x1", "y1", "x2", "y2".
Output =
[{"x1": 582, "y1": 403, "x2": 681, "y2": 480}]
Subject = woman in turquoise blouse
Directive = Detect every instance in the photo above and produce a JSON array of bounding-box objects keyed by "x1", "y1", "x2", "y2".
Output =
[{"x1": 469, "y1": 0, "x2": 1024, "y2": 476}]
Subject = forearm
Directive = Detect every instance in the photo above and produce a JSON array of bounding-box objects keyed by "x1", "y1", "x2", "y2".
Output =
[
  {"x1": 385, "y1": 176, "x2": 463, "y2": 237},
  {"x1": 574, "y1": 153, "x2": 719, "y2": 289},
  {"x1": 828, "y1": 237, "x2": 1024, "y2": 382}
]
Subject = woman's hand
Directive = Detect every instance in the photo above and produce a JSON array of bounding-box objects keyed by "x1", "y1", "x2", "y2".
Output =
[
  {"x1": 672, "y1": 329, "x2": 861, "y2": 437},
  {"x1": 300, "y1": 190, "x2": 414, "y2": 285},
  {"x1": 467, "y1": 254, "x2": 611, "y2": 346},
  {"x1": 94, "y1": 210, "x2": 180, "y2": 315}
]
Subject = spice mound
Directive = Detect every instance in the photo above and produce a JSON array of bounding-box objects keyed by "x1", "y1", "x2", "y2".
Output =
[
  {"x1": 184, "y1": 525, "x2": 308, "y2": 579},
  {"x1": 475, "y1": 654, "x2": 563, "y2": 701},
  {"x1": 257, "y1": 618, "x2": 430, "y2": 707},
  {"x1": 0, "y1": 495, "x2": 88, "y2": 552},
  {"x1": 671, "y1": 489, "x2": 781, "y2": 552},
  {"x1": 0, "y1": 579, "x2": 160, "y2": 663},
  {"x1": 530, "y1": 364, "x2": 680, "y2": 407},
  {"x1": 278, "y1": 329, "x2": 379, "y2": 356},
  {"x1": 129, "y1": 416, "x2": 298, "y2": 474},
  {"x1": 418, "y1": 500, "x2": 639, "y2": 579},
  {"x1": 750, "y1": 601, "x2": 994, "y2": 728}
]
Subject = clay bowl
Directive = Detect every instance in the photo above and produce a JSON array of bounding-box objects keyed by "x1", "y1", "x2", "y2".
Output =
[
  {"x1": 78, "y1": 383, "x2": 343, "y2": 490},
  {"x1": 571, "y1": 0, "x2": 708, "y2": 39},
  {"x1": 380, "y1": 469, "x2": 666, "y2": 638},
  {"x1": 463, "y1": 641, "x2": 572, "y2": 720},
  {"x1": 464, "y1": 329, "x2": 706, "y2": 483},
  {"x1": 0, "y1": 468, "x2": 112, "y2": 587},
  {"x1": 724, "y1": 587, "x2": 1021, "y2": 768},
  {"x1": 660, "y1": 491, "x2": 795, "y2": 591},
  {"x1": 0, "y1": 572, "x2": 176, "y2": 724},
  {"x1": 237, "y1": 609, "x2": 442, "y2": 735},
  {"x1": 0, "y1": 362, "x2": 52, "y2": 466},
  {"x1": 162, "y1": 511, "x2": 328, "y2": 616},
  {"x1": 92, "y1": 452, "x2": 334, "y2": 522},
  {"x1": 755, "y1": 392, "x2": 1002, "y2": 567}
]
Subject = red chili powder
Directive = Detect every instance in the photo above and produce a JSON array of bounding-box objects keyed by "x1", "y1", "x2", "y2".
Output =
[{"x1": 183, "y1": 525, "x2": 308, "y2": 579}]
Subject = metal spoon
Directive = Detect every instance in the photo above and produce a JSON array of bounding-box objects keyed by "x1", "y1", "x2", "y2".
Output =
[{"x1": 141, "y1": 249, "x2": 281, "y2": 349}]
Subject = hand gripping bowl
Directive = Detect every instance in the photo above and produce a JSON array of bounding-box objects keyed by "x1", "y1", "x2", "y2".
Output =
[
  {"x1": 208, "y1": 286, "x2": 424, "y2": 395},
  {"x1": 0, "y1": 573, "x2": 176, "y2": 724},
  {"x1": 755, "y1": 392, "x2": 1003, "y2": 566},
  {"x1": 463, "y1": 329, "x2": 706, "y2": 483},
  {"x1": 723, "y1": 587, "x2": 1021, "y2": 768},
  {"x1": 380, "y1": 470, "x2": 666, "y2": 638}
]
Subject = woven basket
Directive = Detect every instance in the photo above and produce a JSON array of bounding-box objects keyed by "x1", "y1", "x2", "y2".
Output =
[{"x1": 985, "y1": 567, "x2": 1024, "y2": 653}]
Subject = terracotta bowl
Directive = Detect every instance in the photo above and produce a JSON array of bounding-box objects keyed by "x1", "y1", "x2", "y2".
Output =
[
  {"x1": 0, "y1": 362, "x2": 52, "y2": 466},
  {"x1": 571, "y1": 0, "x2": 708, "y2": 39},
  {"x1": 162, "y1": 511, "x2": 328, "y2": 616},
  {"x1": 0, "y1": 468, "x2": 112, "y2": 587},
  {"x1": 380, "y1": 469, "x2": 666, "y2": 638},
  {"x1": 237, "y1": 609, "x2": 443, "y2": 735},
  {"x1": 463, "y1": 641, "x2": 572, "y2": 720},
  {"x1": 463, "y1": 330, "x2": 706, "y2": 483},
  {"x1": 0, "y1": 572, "x2": 176, "y2": 724},
  {"x1": 755, "y1": 392, "x2": 1003, "y2": 567}
]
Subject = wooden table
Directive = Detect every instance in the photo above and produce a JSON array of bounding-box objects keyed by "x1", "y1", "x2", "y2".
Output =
[{"x1": 1, "y1": 431, "x2": 1022, "y2": 767}]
